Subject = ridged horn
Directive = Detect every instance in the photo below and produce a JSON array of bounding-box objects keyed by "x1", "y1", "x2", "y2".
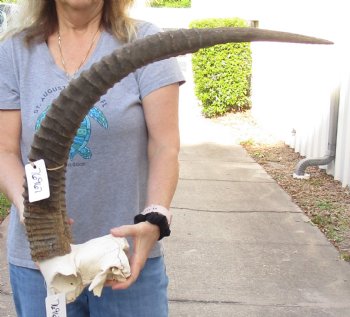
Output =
[{"x1": 23, "y1": 27, "x2": 332, "y2": 261}]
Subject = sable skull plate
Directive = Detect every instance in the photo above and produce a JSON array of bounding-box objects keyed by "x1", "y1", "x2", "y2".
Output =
[{"x1": 39, "y1": 235, "x2": 130, "y2": 303}]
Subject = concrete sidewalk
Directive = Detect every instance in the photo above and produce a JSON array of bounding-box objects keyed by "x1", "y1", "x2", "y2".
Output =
[{"x1": 1, "y1": 58, "x2": 350, "y2": 317}]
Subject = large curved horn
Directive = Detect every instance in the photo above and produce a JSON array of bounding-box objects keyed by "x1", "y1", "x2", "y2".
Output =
[{"x1": 23, "y1": 27, "x2": 332, "y2": 261}]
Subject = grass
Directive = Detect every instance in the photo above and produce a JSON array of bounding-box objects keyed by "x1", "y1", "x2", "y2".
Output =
[
  {"x1": 147, "y1": 0, "x2": 191, "y2": 8},
  {"x1": 316, "y1": 200, "x2": 334, "y2": 211},
  {"x1": 0, "y1": 192, "x2": 10, "y2": 223},
  {"x1": 311, "y1": 201, "x2": 349, "y2": 245},
  {"x1": 341, "y1": 253, "x2": 350, "y2": 261}
]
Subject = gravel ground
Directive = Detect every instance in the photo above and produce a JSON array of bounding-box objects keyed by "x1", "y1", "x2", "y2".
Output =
[{"x1": 213, "y1": 110, "x2": 350, "y2": 261}]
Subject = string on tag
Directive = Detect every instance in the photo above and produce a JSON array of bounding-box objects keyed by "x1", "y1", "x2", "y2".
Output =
[
  {"x1": 29, "y1": 160, "x2": 65, "y2": 171},
  {"x1": 46, "y1": 164, "x2": 65, "y2": 171}
]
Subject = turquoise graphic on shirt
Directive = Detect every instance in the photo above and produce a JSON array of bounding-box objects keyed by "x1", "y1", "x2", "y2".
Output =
[{"x1": 35, "y1": 107, "x2": 108, "y2": 160}]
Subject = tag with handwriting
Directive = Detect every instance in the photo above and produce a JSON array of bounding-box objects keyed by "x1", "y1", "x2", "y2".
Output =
[
  {"x1": 45, "y1": 293, "x2": 67, "y2": 317},
  {"x1": 25, "y1": 159, "x2": 50, "y2": 202}
]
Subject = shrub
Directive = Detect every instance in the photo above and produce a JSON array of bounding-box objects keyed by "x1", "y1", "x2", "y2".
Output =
[
  {"x1": 148, "y1": 0, "x2": 191, "y2": 8},
  {"x1": 190, "y1": 18, "x2": 252, "y2": 117}
]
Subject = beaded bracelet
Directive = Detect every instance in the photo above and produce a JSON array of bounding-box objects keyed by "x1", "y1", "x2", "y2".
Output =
[{"x1": 141, "y1": 204, "x2": 172, "y2": 225}]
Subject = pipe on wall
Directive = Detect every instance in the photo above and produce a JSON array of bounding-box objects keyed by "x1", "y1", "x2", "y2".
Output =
[{"x1": 293, "y1": 86, "x2": 340, "y2": 179}]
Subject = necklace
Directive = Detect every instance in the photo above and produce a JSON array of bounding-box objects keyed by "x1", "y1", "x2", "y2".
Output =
[{"x1": 57, "y1": 28, "x2": 100, "y2": 80}]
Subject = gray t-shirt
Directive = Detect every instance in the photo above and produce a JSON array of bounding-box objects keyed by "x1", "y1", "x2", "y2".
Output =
[{"x1": 0, "y1": 21, "x2": 185, "y2": 269}]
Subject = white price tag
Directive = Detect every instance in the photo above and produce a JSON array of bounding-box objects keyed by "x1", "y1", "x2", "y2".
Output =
[
  {"x1": 25, "y1": 159, "x2": 50, "y2": 202},
  {"x1": 45, "y1": 293, "x2": 67, "y2": 317}
]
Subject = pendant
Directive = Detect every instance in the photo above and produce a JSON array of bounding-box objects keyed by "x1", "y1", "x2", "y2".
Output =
[{"x1": 65, "y1": 71, "x2": 77, "y2": 81}]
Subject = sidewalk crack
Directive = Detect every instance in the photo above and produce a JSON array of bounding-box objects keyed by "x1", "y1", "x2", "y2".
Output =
[{"x1": 171, "y1": 207, "x2": 301, "y2": 214}]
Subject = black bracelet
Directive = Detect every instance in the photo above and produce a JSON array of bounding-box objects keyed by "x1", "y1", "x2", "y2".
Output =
[{"x1": 134, "y1": 212, "x2": 171, "y2": 240}]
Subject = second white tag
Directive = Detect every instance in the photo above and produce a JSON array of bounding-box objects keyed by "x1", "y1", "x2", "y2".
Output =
[{"x1": 45, "y1": 293, "x2": 67, "y2": 317}]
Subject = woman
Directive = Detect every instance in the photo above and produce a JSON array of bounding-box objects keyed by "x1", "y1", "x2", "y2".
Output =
[{"x1": 0, "y1": 0, "x2": 184, "y2": 316}]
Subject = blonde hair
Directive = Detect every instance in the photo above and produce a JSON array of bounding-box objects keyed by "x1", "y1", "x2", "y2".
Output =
[{"x1": 2, "y1": 0, "x2": 136, "y2": 44}]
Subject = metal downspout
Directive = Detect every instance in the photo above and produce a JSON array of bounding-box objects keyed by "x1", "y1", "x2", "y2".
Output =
[{"x1": 293, "y1": 87, "x2": 340, "y2": 179}]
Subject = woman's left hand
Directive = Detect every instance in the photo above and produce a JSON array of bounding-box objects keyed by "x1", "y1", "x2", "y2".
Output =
[{"x1": 108, "y1": 222, "x2": 160, "y2": 289}]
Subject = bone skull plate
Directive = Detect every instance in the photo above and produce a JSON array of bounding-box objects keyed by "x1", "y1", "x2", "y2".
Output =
[{"x1": 38, "y1": 234, "x2": 131, "y2": 303}]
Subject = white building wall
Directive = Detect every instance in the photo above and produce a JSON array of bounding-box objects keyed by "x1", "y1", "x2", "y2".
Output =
[{"x1": 334, "y1": 74, "x2": 350, "y2": 187}]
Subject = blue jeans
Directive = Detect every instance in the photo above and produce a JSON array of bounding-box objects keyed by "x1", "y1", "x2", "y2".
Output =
[{"x1": 9, "y1": 257, "x2": 168, "y2": 317}]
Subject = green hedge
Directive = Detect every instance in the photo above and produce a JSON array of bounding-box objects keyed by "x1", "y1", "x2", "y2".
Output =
[
  {"x1": 148, "y1": 0, "x2": 191, "y2": 8},
  {"x1": 190, "y1": 18, "x2": 252, "y2": 117}
]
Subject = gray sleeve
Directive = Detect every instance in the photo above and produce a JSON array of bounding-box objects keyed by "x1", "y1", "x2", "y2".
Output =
[
  {"x1": 134, "y1": 22, "x2": 186, "y2": 99},
  {"x1": 0, "y1": 38, "x2": 20, "y2": 109}
]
